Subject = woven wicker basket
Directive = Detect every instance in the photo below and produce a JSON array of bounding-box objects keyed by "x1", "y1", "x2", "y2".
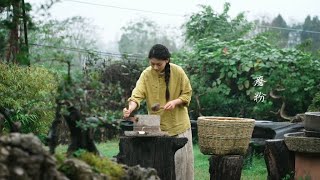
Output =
[{"x1": 197, "y1": 116, "x2": 255, "y2": 155}]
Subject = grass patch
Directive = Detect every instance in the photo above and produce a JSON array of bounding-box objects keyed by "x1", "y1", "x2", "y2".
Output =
[
  {"x1": 55, "y1": 140, "x2": 267, "y2": 179},
  {"x1": 55, "y1": 139, "x2": 120, "y2": 159},
  {"x1": 193, "y1": 144, "x2": 210, "y2": 180},
  {"x1": 241, "y1": 153, "x2": 267, "y2": 180}
]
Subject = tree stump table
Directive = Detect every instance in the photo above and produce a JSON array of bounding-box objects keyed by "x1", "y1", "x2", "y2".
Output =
[
  {"x1": 209, "y1": 155, "x2": 244, "y2": 180},
  {"x1": 117, "y1": 136, "x2": 188, "y2": 180},
  {"x1": 264, "y1": 139, "x2": 294, "y2": 180}
]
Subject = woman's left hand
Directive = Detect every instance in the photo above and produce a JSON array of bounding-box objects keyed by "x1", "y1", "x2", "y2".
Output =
[{"x1": 163, "y1": 99, "x2": 183, "y2": 110}]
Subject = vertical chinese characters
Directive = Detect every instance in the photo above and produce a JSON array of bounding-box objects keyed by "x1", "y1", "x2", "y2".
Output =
[{"x1": 253, "y1": 76, "x2": 266, "y2": 103}]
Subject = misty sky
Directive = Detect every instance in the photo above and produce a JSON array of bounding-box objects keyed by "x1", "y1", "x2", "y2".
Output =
[{"x1": 27, "y1": 0, "x2": 320, "y2": 50}]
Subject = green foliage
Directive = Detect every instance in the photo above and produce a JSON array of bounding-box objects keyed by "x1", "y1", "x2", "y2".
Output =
[
  {"x1": 55, "y1": 152, "x2": 67, "y2": 166},
  {"x1": 308, "y1": 92, "x2": 320, "y2": 111},
  {"x1": 57, "y1": 149, "x2": 124, "y2": 179},
  {"x1": 241, "y1": 153, "x2": 267, "y2": 180},
  {"x1": 55, "y1": 141, "x2": 120, "y2": 159},
  {"x1": 193, "y1": 144, "x2": 210, "y2": 180},
  {"x1": 281, "y1": 171, "x2": 295, "y2": 180},
  {"x1": 78, "y1": 152, "x2": 124, "y2": 179},
  {"x1": 184, "y1": 3, "x2": 252, "y2": 44},
  {"x1": 175, "y1": 35, "x2": 320, "y2": 119},
  {"x1": 0, "y1": 25, "x2": 6, "y2": 58},
  {"x1": 0, "y1": 63, "x2": 58, "y2": 134},
  {"x1": 101, "y1": 61, "x2": 146, "y2": 109},
  {"x1": 54, "y1": 56, "x2": 147, "y2": 128},
  {"x1": 297, "y1": 175, "x2": 311, "y2": 180},
  {"x1": 72, "y1": 148, "x2": 87, "y2": 157}
]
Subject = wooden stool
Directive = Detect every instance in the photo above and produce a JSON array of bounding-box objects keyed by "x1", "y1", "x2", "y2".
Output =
[{"x1": 209, "y1": 155, "x2": 244, "y2": 180}]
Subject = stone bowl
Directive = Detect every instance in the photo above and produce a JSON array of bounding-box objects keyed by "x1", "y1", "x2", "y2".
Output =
[
  {"x1": 304, "y1": 112, "x2": 320, "y2": 132},
  {"x1": 305, "y1": 130, "x2": 320, "y2": 138},
  {"x1": 284, "y1": 132, "x2": 320, "y2": 153}
]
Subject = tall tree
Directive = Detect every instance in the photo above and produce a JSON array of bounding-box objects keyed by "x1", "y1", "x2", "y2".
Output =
[
  {"x1": 118, "y1": 18, "x2": 178, "y2": 56},
  {"x1": 28, "y1": 16, "x2": 103, "y2": 69},
  {"x1": 301, "y1": 15, "x2": 320, "y2": 54},
  {"x1": 253, "y1": 14, "x2": 290, "y2": 48},
  {"x1": 287, "y1": 23, "x2": 302, "y2": 48},
  {"x1": 0, "y1": 0, "x2": 33, "y2": 65},
  {"x1": 0, "y1": 18, "x2": 6, "y2": 59},
  {"x1": 270, "y1": 14, "x2": 289, "y2": 48},
  {"x1": 183, "y1": 3, "x2": 252, "y2": 43}
]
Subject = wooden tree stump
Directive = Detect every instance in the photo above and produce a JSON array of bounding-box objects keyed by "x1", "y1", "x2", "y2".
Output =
[
  {"x1": 47, "y1": 104, "x2": 99, "y2": 156},
  {"x1": 64, "y1": 107, "x2": 99, "y2": 156},
  {"x1": 209, "y1": 155, "x2": 244, "y2": 180},
  {"x1": 264, "y1": 139, "x2": 295, "y2": 180},
  {"x1": 117, "y1": 136, "x2": 188, "y2": 180}
]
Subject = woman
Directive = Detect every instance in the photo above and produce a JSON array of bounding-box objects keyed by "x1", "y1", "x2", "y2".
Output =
[{"x1": 123, "y1": 44, "x2": 194, "y2": 180}]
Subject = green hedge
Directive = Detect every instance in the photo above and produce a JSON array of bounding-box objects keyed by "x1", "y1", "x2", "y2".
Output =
[
  {"x1": 0, "y1": 63, "x2": 58, "y2": 135},
  {"x1": 308, "y1": 92, "x2": 320, "y2": 112}
]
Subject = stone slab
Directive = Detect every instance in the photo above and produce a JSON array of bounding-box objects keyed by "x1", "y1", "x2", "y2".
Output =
[
  {"x1": 135, "y1": 115, "x2": 160, "y2": 127},
  {"x1": 124, "y1": 131, "x2": 169, "y2": 137}
]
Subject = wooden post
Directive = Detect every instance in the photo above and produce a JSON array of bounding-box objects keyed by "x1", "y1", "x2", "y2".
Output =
[
  {"x1": 264, "y1": 139, "x2": 295, "y2": 180},
  {"x1": 117, "y1": 136, "x2": 187, "y2": 180},
  {"x1": 209, "y1": 155, "x2": 244, "y2": 180}
]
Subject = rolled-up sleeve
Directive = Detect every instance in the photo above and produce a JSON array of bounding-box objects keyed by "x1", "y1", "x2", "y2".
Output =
[
  {"x1": 178, "y1": 70, "x2": 192, "y2": 106},
  {"x1": 128, "y1": 71, "x2": 146, "y2": 109}
]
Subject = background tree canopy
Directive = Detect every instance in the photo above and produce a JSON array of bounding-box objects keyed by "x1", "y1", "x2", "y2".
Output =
[
  {"x1": 118, "y1": 18, "x2": 178, "y2": 56},
  {"x1": 183, "y1": 3, "x2": 252, "y2": 43}
]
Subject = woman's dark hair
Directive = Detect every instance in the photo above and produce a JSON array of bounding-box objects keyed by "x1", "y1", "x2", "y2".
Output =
[
  {"x1": 148, "y1": 44, "x2": 171, "y2": 60},
  {"x1": 148, "y1": 44, "x2": 171, "y2": 101}
]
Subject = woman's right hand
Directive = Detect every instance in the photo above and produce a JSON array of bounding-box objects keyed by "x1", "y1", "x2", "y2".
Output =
[
  {"x1": 123, "y1": 101, "x2": 138, "y2": 118},
  {"x1": 123, "y1": 107, "x2": 132, "y2": 118}
]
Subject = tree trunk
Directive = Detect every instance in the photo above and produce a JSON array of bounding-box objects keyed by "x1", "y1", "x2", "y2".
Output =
[
  {"x1": 21, "y1": 0, "x2": 30, "y2": 66},
  {"x1": 64, "y1": 106, "x2": 99, "y2": 156},
  {"x1": 209, "y1": 155, "x2": 244, "y2": 180},
  {"x1": 47, "y1": 103, "x2": 99, "y2": 156},
  {"x1": 117, "y1": 136, "x2": 187, "y2": 180},
  {"x1": 6, "y1": 0, "x2": 20, "y2": 63},
  {"x1": 264, "y1": 139, "x2": 295, "y2": 180}
]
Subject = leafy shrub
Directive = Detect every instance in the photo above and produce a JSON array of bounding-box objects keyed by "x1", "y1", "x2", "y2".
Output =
[
  {"x1": 0, "y1": 63, "x2": 58, "y2": 134},
  {"x1": 57, "y1": 150, "x2": 124, "y2": 179},
  {"x1": 101, "y1": 60, "x2": 148, "y2": 114},
  {"x1": 78, "y1": 152, "x2": 124, "y2": 179},
  {"x1": 308, "y1": 92, "x2": 320, "y2": 111},
  {"x1": 174, "y1": 36, "x2": 320, "y2": 120}
]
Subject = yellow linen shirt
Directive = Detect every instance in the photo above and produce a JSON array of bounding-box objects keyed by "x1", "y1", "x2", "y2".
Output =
[{"x1": 128, "y1": 63, "x2": 192, "y2": 136}]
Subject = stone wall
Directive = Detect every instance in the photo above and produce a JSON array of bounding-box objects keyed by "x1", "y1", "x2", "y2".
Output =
[{"x1": 0, "y1": 133, "x2": 67, "y2": 180}]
